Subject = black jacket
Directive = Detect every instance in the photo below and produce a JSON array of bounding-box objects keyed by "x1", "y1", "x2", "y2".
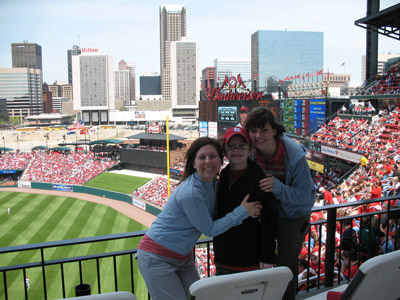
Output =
[{"x1": 213, "y1": 159, "x2": 278, "y2": 268}]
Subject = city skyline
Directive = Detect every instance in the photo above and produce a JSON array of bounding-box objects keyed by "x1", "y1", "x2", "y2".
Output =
[{"x1": 0, "y1": 0, "x2": 399, "y2": 87}]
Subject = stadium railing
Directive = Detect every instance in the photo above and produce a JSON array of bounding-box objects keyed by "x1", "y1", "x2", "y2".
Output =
[{"x1": 1, "y1": 196, "x2": 399, "y2": 300}]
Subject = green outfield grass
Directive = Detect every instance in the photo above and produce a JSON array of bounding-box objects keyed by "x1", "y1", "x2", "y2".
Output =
[
  {"x1": 83, "y1": 172, "x2": 150, "y2": 194},
  {"x1": 0, "y1": 191, "x2": 150, "y2": 300}
]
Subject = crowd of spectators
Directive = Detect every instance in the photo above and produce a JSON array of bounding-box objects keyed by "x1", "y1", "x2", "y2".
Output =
[
  {"x1": 195, "y1": 246, "x2": 216, "y2": 279},
  {"x1": 364, "y1": 62, "x2": 400, "y2": 96},
  {"x1": 133, "y1": 176, "x2": 179, "y2": 208},
  {"x1": 0, "y1": 152, "x2": 33, "y2": 170},
  {"x1": 128, "y1": 144, "x2": 166, "y2": 152},
  {"x1": 92, "y1": 145, "x2": 120, "y2": 160},
  {"x1": 338, "y1": 101, "x2": 377, "y2": 116},
  {"x1": 309, "y1": 106, "x2": 400, "y2": 155},
  {"x1": 297, "y1": 105, "x2": 400, "y2": 289},
  {"x1": 19, "y1": 152, "x2": 117, "y2": 185}
]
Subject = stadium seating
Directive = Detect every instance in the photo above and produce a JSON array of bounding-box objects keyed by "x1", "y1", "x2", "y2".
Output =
[
  {"x1": 189, "y1": 266, "x2": 292, "y2": 300},
  {"x1": 304, "y1": 250, "x2": 400, "y2": 300}
]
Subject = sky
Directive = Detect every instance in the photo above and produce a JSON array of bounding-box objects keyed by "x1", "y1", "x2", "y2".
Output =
[{"x1": 0, "y1": 0, "x2": 399, "y2": 87}]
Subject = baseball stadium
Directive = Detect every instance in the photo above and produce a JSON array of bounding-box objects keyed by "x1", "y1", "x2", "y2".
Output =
[{"x1": 1, "y1": 3, "x2": 400, "y2": 300}]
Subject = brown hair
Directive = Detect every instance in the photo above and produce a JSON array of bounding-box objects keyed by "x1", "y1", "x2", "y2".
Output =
[
  {"x1": 181, "y1": 137, "x2": 223, "y2": 182},
  {"x1": 245, "y1": 107, "x2": 286, "y2": 136}
]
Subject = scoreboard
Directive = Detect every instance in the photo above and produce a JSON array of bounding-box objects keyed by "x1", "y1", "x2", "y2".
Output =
[
  {"x1": 199, "y1": 99, "x2": 280, "y2": 138},
  {"x1": 199, "y1": 98, "x2": 326, "y2": 139},
  {"x1": 282, "y1": 99, "x2": 326, "y2": 136}
]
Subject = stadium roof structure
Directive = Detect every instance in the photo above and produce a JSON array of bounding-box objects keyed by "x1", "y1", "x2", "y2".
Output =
[
  {"x1": 0, "y1": 147, "x2": 13, "y2": 152},
  {"x1": 89, "y1": 139, "x2": 124, "y2": 145},
  {"x1": 354, "y1": 3, "x2": 400, "y2": 40},
  {"x1": 126, "y1": 133, "x2": 186, "y2": 141},
  {"x1": 58, "y1": 139, "x2": 92, "y2": 146},
  {"x1": 49, "y1": 146, "x2": 71, "y2": 152},
  {"x1": 32, "y1": 145, "x2": 47, "y2": 151}
]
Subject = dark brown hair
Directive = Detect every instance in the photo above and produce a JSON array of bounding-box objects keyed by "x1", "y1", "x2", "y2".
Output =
[
  {"x1": 181, "y1": 137, "x2": 223, "y2": 182},
  {"x1": 245, "y1": 107, "x2": 286, "y2": 136}
]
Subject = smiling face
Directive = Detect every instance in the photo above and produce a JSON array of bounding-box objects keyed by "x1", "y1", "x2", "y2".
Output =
[
  {"x1": 193, "y1": 144, "x2": 222, "y2": 182},
  {"x1": 248, "y1": 122, "x2": 277, "y2": 159},
  {"x1": 225, "y1": 135, "x2": 250, "y2": 170}
]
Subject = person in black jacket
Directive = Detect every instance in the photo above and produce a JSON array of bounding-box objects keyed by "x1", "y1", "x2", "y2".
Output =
[{"x1": 213, "y1": 126, "x2": 279, "y2": 275}]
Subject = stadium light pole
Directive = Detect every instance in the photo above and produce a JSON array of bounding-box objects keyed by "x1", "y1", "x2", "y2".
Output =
[
  {"x1": 44, "y1": 133, "x2": 49, "y2": 151},
  {"x1": 16, "y1": 133, "x2": 19, "y2": 153}
]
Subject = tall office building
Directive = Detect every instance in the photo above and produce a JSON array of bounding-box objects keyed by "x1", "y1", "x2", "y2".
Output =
[
  {"x1": 160, "y1": 4, "x2": 186, "y2": 102},
  {"x1": 170, "y1": 38, "x2": 200, "y2": 121},
  {"x1": 201, "y1": 67, "x2": 215, "y2": 99},
  {"x1": 251, "y1": 30, "x2": 323, "y2": 92},
  {"x1": 214, "y1": 58, "x2": 251, "y2": 88},
  {"x1": 49, "y1": 82, "x2": 73, "y2": 100},
  {"x1": 361, "y1": 53, "x2": 400, "y2": 82},
  {"x1": 0, "y1": 68, "x2": 43, "y2": 118},
  {"x1": 11, "y1": 42, "x2": 44, "y2": 115},
  {"x1": 43, "y1": 91, "x2": 53, "y2": 113},
  {"x1": 118, "y1": 60, "x2": 136, "y2": 103},
  {"x1": 12, "y1": 42, "x2": 42, "y2": 71},
  {"x1": 140, "y1": 72, "x2": 161, "y2": 97},
  {"x1": 72, "y1": 47, "x2": 115, "y2": 124},
  {"x1": 114, "y1": 69, "x2": 131, "y2": 106},
  {"x1": 67, "y1": 45, "x2": 81, "y2": 84}
]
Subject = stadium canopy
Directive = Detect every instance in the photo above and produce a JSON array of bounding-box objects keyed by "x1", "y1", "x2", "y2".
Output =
[
  {"x1": 89, "y1": 139, "x2": 124, "y2": 145},
  {"x1": 58, "y1": 139, "x2": 91, "y2": 147},
  {"x1": 354, "y1": 3, "x2": 400, "y2": 40},
  {"x1": 32, "y1": 145, "x2": 47, "y2": 151},
  {"x1": 126, "y1": 133, "x2": 186, "y2": 141},
  {"x1": 49, "y1": 146, "x2": 71, "y2": 152},
  {"x1": 0, "y1": 147, "x2": 13, "y2": 152}
]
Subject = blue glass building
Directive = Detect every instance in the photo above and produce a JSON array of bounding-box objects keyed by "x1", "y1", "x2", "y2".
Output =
[{"x1": 251, "y1": 30, "x2": 323, "y2": 92}]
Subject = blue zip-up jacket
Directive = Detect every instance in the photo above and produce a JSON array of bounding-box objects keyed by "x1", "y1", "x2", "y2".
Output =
[
  {"x1": 146, "y1": 172, "x2": 248, "y2": 256},
  {"x1": 250, "y1": 134, "x2": 316, "y2": 219}
]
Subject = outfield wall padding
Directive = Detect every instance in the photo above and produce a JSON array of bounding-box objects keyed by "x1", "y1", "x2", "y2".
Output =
[{"x1": 6, "y1": 181, "x2": 162, "y2": 217}]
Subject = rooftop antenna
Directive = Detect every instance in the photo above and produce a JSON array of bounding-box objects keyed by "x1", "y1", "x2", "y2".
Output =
[{"x1": 78, "y1": 35, "x2": 80, "y2": 47}]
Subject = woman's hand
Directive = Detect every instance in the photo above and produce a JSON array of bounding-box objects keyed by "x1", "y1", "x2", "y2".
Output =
[
  {"x1": 259, "y1": 174, "x2": 274, "y2": 193},
  {"x1": 240, "y1": 194, "x2": 262, "y2": 218}
]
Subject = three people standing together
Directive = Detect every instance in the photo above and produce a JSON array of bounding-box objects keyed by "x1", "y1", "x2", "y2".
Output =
[{"x1": 137, "y1": 107, "x2": 315, "y2": 300}]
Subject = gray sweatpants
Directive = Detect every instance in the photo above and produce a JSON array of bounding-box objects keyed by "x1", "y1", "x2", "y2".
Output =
[{"x1": 136, "y1": 249, "x2": 200, "y2": 300}]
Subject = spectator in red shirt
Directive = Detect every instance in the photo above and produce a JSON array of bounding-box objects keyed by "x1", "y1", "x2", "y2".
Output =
[
  {"x1": 369, "y1": 180, "x2": 382, "y2": 199},
  {"x1": 319, "y1": 187, "x2": 334, "y2": 205},
  {"x1": 341, "y1": 249, "x2": 361, "y2": 280}
]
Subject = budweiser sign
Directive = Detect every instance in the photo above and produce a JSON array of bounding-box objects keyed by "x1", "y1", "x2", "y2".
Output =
[{"x1": 208, "y1": 74, "x2": 263, "y2": 101}]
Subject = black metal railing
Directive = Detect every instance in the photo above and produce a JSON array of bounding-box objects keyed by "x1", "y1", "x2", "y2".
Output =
[{"x1": 1, "y1": 196, "x2": 399, "y2": 300}]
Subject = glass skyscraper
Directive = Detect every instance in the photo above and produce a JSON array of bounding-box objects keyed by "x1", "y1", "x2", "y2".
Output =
[
  {"x1": 0, "y1": 68, "x2": 43, "y2": 117},
  {"x1": 251, "y1": 30, "x2": 323, "y2": 92},
  {"x1": 214, "y1": 58, "x2": 251, "y2": 89}
]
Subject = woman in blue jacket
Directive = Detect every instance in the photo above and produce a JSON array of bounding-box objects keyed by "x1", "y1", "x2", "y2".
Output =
[
  {"x1": 136, "y1": 137, "x2": 262, "y2": 300},
  {"x1": 245, "y1": 107, "x2": 316, "y2": 300}
]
